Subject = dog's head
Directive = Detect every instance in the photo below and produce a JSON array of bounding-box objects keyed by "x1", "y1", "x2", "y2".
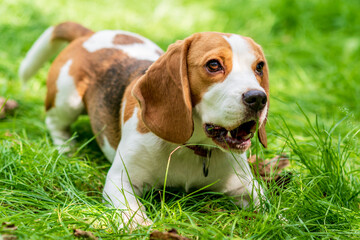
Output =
[{"x1": 132, "y1": 32, "x2": 269, "y2": 152}]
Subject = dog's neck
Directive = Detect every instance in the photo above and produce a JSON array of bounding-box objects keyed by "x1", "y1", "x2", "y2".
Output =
[
  {"x1": 186, "y1": 112, "x2": 213, "y2": 144},
  {"x1": 185, "y1": 144, "x2": 212, "y2": 177},
  {"x1": 184, "y1": 112, "x2": 215, "y2": 177},
  {"x1": 185, "y1": 144, "x2": 211, "y2": 158}
]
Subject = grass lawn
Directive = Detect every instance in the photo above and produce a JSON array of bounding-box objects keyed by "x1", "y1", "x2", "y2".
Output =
[{"x1": 1, "y1": 0, "x2": 360, "y2": 239}]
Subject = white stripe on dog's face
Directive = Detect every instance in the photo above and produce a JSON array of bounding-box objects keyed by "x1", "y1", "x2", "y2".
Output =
[
  {"x1": 195, "y1": 35, "x2": 266, "y2": 130},
  {"x1": 82, "y1": 30, "x2": 163, "y2": 61}
]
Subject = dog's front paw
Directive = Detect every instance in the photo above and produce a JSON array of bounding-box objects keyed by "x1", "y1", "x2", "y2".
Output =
[
  {"x1": 116, "y1": 210, "x2": 153, "y2": 230},
  {"x1": 56, "y1": 144, "x2": 72, "y2": 154}
]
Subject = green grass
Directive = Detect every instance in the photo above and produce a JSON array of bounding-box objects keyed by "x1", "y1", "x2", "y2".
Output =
[{"x1": 1, "y1": 0, "x2": 360, "y2": 239}]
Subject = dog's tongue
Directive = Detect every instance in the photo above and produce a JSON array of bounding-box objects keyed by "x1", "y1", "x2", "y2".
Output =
[
  {"x1": 230, "y1": 128, "x2": 248, "y2": 139},
  {"x1": 230, "y1": 121, "x2": 256, "y2": 139},
  {"x1": 205, "y1": 120, "x2": 256, "y2": 141}
]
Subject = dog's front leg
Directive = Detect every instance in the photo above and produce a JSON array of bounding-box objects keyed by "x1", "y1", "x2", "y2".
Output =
[
  {"x1": 224, "y1": 174, "x2": 265, "y2": 209},
  {"x1": 103, "y1": 161, "x2": 151, "y2": 228},
  {"x1": 220, "y1": 154, "x2": 266, "y2": 209}
]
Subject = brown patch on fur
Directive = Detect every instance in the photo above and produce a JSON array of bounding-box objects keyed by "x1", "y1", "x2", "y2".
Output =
[
  {"x1": 244, "y1": 37, "x2": 270, "y2": 148},
  {"x1": 113, "y1": 34, "x2": 144, "y2": 45},
  {"x1": 83, "y1": 48, "x2": 152, "y2": 150},
  {"x1": 52, "y1": 22, "x2": 93, "y2": 42},
  {"x1": 186, "y1": 33, "x2": 233, "y2": 105}
]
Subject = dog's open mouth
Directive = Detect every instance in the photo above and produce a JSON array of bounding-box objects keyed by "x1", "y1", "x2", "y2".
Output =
[{"x1": 204, "y1": 120, "x2": 257, "y2": 151}]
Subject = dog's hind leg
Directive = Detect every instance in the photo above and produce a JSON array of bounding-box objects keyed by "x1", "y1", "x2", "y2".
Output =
[{"x1": 45, "y1": 59, "x2": 85, "y2": 152}]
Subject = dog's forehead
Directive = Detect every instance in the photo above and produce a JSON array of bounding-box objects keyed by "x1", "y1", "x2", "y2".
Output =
[
  {"x1": 230, "y1": 35, "x2": 265, "y2": 61},
  {"x1": 190, "y1": 32, "x2": 262, "y2": 64},
  {"x1": 222, "y1": 34, "x2": 255, "y2": 62},
  {"x1": 188, "y1": 32, "x2": 232, "y2": 57}
]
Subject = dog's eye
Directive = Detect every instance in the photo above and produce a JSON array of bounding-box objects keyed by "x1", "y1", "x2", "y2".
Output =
[
  {"x1": 206, "y1": 59, "x2": 223, "y2": 72},
  {"x1": 255, "y1": 61, "x2": 264, "y2": 76}
]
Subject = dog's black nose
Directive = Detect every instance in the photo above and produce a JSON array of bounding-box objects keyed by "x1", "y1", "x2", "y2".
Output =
[{"x1": 242, "y1": 90, "x2": 267, "y2": 111}]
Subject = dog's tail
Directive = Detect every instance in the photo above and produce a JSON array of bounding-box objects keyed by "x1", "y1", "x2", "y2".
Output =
[{"x1": 19, "y1": 22, "x2": 93, "y2": 82}]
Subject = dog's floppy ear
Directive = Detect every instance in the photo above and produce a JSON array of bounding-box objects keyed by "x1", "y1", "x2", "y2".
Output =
[
  {"x1": 132, "y1": 37, "x2": 194, "y2": 144},
  {"x1": 258, "y1": 60, "x2": 269, "y2": 148}
]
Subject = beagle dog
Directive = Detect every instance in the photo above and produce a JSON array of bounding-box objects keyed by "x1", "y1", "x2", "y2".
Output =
[{"x1": 19, "y1": 22, "x2": 269, "y2": 226}]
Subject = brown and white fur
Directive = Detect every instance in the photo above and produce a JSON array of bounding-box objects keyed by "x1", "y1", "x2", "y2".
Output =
[{"x1": 20, "y1": 22, "x2": 269, "y2": 227}]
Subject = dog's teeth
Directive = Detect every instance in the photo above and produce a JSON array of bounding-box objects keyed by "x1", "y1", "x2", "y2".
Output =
[{"x1": 244, "y1": 133, "x2": 252, "y2": 140}]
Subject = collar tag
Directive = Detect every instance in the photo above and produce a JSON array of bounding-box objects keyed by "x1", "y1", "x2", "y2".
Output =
[
  {"x1": 185, "y1": 145, "x2": 212, "y2": 177},
  {"x1": 202, "y1": 149, "x2": 212, "y2": 177}
]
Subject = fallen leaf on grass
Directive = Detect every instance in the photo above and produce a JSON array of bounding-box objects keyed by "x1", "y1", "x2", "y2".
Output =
[
  {"x1": 4, "y1": 131, "x2": 13, "y2": 137},
  {"x1": 1, "y1": 234, "x2": 17, "y2": 240},
  {"x1": 0, "y1": 97, "x2": 18, "y2": 119},
  {"x1": 73, "y1": 229, "x2": 98, "y2": 239},
  {"x1": 248, "y1": 154, "x2": 291, "y2": 185},
  {"x1": 150, "y1": 228, "x2": 190, "y2": 240},
  {"x1": 1, "y1": 223, "x2": 17, "y2": 231},
  {"x1": 1, "y1": 222, "x2": 18, "y2": 240}
]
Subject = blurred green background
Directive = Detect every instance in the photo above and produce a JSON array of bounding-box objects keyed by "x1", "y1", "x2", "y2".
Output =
[{"x1": 1, "y1": 0, "x2": 360, "y2": 143}]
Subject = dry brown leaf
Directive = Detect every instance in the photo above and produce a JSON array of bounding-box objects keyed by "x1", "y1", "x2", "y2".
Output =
[
  {"x1": 150, "y1": 228, "x2": 190, "y2": 240},
  {"x1": 248, "y1": 154, "x2": 290, "y2": 182},
  {"x1": 73, "y1": 229, "x2": 98, "y2": 239},
  {"x1": 0, "y1": 97, "x2": 19, "y2": 119},
  {"x1": 1, "y1": 223, "x2": 17, "y2": 231},
  {"x1": 1, "y1": 222, "x2": 18, "y2": 240},
  {"x1": 1, "y1": 234, "x2": 17, "y2": 240}
]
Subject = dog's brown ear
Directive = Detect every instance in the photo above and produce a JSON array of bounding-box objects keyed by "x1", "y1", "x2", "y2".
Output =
[
  {"x1": 132, "y1": 37, "x2": 194, "y2": 144},
  {"x1": 258, "y1": 60, "x2": 269, "y2": 148}
]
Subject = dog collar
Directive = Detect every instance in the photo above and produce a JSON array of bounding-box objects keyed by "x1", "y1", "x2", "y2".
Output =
[{"x1": 186, "y1": 145, "x2": 212, "y2": 177}]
